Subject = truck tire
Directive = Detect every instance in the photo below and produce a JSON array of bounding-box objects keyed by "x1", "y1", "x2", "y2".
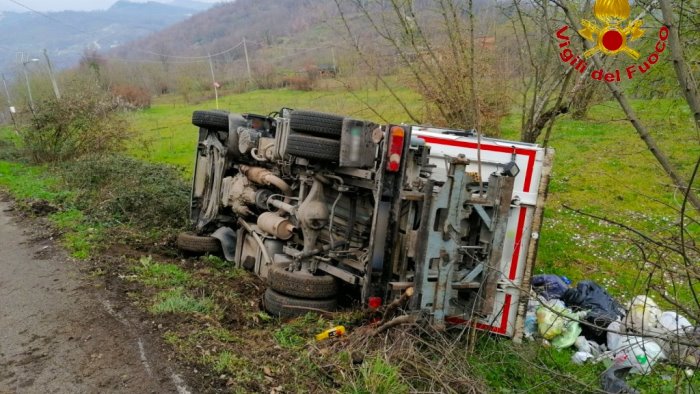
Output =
[
  {"x1": 192, "y1": 110, "x2": 230, "y2": 131},
  {"x1": 268, "y1": 265, "x2": 338, "y2": 299},
  {"x1": 290, "y1": 110, "x2": 344, "y2": 138},
  {"x1": 177, "y1": 231, "x2": 221, "y2": 253},
  {"x1": 285, "y1": 133, "x2": 340, "y2": 161},
  {"x1": 264, "y1": 288, "x2": 336, "y2": 318}
]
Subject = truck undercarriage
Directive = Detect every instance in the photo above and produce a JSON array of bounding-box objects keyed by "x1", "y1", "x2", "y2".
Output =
[{"x1": 178, "y1": 109, "x2": 552, "y2": 337}]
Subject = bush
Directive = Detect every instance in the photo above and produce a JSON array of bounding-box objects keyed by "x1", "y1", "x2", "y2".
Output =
[
  {"x1": 57, "y1": 154, "x2": 189, "y2": 230},
  {"x1": 282, "y1": 75, "x2": 314, "y2": 91},
  {"x1": 21, "y1": 80, "x2": 129, "y2": 163},
  {"x1": 110, "y1": 84, "x2": 152, "y2": 110}
]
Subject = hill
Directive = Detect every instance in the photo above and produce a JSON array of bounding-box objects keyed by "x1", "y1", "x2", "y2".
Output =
[
  {"x1": 0, "y1": 0, "x2": 213, "y2": 74},
  {"x1": 112, "y1": 0, "x2": 341, "y2": 66}
]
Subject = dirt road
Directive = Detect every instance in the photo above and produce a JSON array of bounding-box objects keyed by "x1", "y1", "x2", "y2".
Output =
[{"x1": 0, "y1": 199, "x2": 190, "y2": 393}]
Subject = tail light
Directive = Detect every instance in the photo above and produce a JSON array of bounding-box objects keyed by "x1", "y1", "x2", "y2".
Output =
[{"x1": 386, "y1": 126, "x2": 405, "y2": 172}]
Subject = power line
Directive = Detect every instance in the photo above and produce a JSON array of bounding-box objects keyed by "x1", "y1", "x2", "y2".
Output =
[
  {"x1": 85, "y1": 55, "x2": 209, "y2": 65},
  {"x1": 136, "y1": 40, "x2": 245, "y2": 60}
]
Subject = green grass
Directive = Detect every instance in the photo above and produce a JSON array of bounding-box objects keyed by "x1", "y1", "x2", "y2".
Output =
[
  {"x1": 469, "y1": 338, "x2": 604, "y2": 392},
  {"x1": 49, "y1": 209, "x2": 105, "y2": 259},
  {"x1": 133, "y1": 255, "x2": 192, "y2": 288},
  {"x1": 0, "y1": 162, "x2": 104, "y2": 259},
  {"x1": 273, "y1": 313, "x2": 328, "y2": 349},
  {"x1": 0, "y1": 161, "x2": 68, "y2": 202},
  {"x1": 342, "y1": 356, "x2": 410, "y2": 394},
  {"x1": 150, "y1": 288, "x2": 215, "y2": 314}
]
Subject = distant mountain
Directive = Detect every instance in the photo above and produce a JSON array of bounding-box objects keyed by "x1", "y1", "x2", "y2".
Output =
[
  {"x1": 168, "y1": 0, "x2": 215, "y2": 11},
  {"x1": 0, "y1": 0, "x2": 213, "y2": 74},
  {"x1": 112, "y1": 0, "x2": 341, "y2": 66}
]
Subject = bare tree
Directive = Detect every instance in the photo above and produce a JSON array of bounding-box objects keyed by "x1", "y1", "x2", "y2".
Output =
[
  {"x1": 334, "y1": 0, "x2": 509, "y2": 134},
  {"x1": 552, "y1": 0, "x2": 700, "y2": 212}
]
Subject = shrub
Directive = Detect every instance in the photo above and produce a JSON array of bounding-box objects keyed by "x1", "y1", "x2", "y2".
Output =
[
  {"x1": 282, "y1": 75, "x2": 314, "y2": 91},
  {"x1": 110, "y1": 84, "x2": 152, "y2": 110},
  {"x1": 57, "y1": 154, "x2": 189, "y2": 230},
  {"x1": 21, "y1": 80, "x2": 129, "y2": 163}
]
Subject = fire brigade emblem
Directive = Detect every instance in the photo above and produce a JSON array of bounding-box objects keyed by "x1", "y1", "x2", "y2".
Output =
[{"x1": 579, "y1": 0, "x2": 645, "y2": 59}]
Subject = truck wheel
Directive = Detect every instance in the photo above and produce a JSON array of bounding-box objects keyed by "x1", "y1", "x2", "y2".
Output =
[
  {"x1": 285, "y1": 133, "x2": 340, "y2": 161},
  {"x1": 176, "y1": 231, "x2": 221, "y2": 253},
  {"x1": 264, "y1": 288, "x2": 336, "y2": 318},
  {"x1": 290, "y1": 110, "x2": 344, "y2": 138},
  {"x1": 268, "y1": 265, "x2": 338, "y2": 299},
  {"x1": 192, "y1": 110, "x2": 230, "y2": 131}
]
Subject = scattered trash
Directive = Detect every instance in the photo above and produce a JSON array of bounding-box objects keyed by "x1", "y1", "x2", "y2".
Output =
[
  {"x1": 625, "y1": 295, "x2": 661, "y2": 334},
  {"x1": 562, "y1": 281, "x2": 623, "y2": 344},
  {"x1": 572, "y1": 351, "x2": 594, "y2": 365},
  {"x1": 315, "y1": 326, "x2": 346, "y2": 341},
  {"x1": 531, "y1": 274, "x2": 571, "y2": 300},
  {"x1": 613, "y1": 336, "x2": 665, "y2": 374},
  {"x1": 524, "y1": 311, "x2": 538, "y2": 341},
  {"x1": 536, "y1": 300, "x2": 568, "y2": 340},
  {"x1": 575, "y1": 336, "x2": 591, "y2": 353},
  {"x1": 601, "y1": 365, "x2": 640, "y2": 394},
  {"x1": 551, "y1": 319, "x2": 582, "y2": 349},
  {"x1": 660, "y1": 325, "x2": 700, "y2": 368},
  {"x1": 607, "y1": 321, "x2": 623, "y2": 352},
  {"x1": 658, "y1": 311, "x2": 692, "y2": 334},
  {"x1": 527, "y1": 276, "x2": 696, "y2": 393}
]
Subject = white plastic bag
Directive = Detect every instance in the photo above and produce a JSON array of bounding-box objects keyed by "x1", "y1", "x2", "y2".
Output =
[
  {"x1": 625, "y1": 295, "x2": 661, "y2": 334},
  {"x1": 575, "y1": 336, "x2": 591, "y2": 353},
  {"x1": 613, "y1": 336, "x2": 665, "y2": 374},
  {"x1": 572, "y1": 351, "x2": 594, "y2": 365},
  {"x1": 658, "y1": 311, "x2": 692, "y2": 334},
  {"x1": 607, "y1": 321, "x2": 623, "y2": 351}
]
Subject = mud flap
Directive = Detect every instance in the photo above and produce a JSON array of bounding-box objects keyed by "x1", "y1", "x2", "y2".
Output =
[{"x1": 211, "y1": 226, "x2": 237, "y2": 262}]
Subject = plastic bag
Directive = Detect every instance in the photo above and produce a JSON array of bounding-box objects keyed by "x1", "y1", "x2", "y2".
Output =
[
  {"x1": 536, "y1": 300, "x2": 567, "y2": 340},
  {"x1": 551, "y1": 320, "x2": 582, "y2": 349},
  {"x1": 601, "y1": 365, "x2": 640, "y2": 394},
  {"x1": 660, "y1": 323, "x2": 700, "y2": 368},
  {"x1": 613, "y1": 336, "x2": 665, "y2": 374},
  {"x1": 572, "y1": 351, "x2": 594, "y2": 365},
  {"x1": 562, "y1": 281, "x2": 624, "y2": 343},
  {"x1": 658, "y1": 311, "x2": 692, "y2": 334},
  {"x1": 575, "y1": 336, "x2": 591, "y2": 353},
  {"x1": 625, "y1": 295, "x2": 661, "y2": 334},
  {"x1": 607, "y1": 321, "x2": 623, "y2": 351},
  {"x1": 531, "y1": 274, "x2": 570, "y2": 300},
  {"x1": 524, "y1": 311, "x2": 538, "y2": 341}
]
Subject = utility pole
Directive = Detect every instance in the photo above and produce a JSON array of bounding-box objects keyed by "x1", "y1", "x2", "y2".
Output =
[
  {"x1": 43, "y1": 49, "x2": 61, "y2": 100},
  {"x1": 22, "y1": 57, "x2": 39, "y2": 114},
  {"x1": 242, "y1": 37, "x2": 252, "y2": 84},
  {"x1": 331, "y1": 46, "x2": 337, "y2": 74},
  {"x1": 207, "y1": 52, "x2": 219, "y2": 109},
  {"x1": 1, "y1": 73, "x2": 19, "y2": 134}
]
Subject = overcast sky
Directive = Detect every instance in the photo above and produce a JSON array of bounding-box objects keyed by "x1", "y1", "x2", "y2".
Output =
[{"x1": 0, "y1": 0, "x2": 222, "y2": 12}]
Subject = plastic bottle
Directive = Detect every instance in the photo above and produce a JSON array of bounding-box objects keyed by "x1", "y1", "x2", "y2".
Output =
[{"x1": 315, "y1": 326, "x2": 346, "y2": 341}]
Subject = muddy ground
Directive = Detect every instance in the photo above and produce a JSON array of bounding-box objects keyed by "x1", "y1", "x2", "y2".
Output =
[{"x1": 0, "y1": 198, "x2": 193, "y2": 393}]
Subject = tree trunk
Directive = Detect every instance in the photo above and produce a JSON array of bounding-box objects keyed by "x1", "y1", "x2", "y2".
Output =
[{"x1": 659, "y1": 0, "x2": 700, "y2": 133}]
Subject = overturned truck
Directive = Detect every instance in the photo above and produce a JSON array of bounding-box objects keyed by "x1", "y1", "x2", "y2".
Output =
[{"x1": 178, "y1": 109, "x2": 553, "y2": 337}]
